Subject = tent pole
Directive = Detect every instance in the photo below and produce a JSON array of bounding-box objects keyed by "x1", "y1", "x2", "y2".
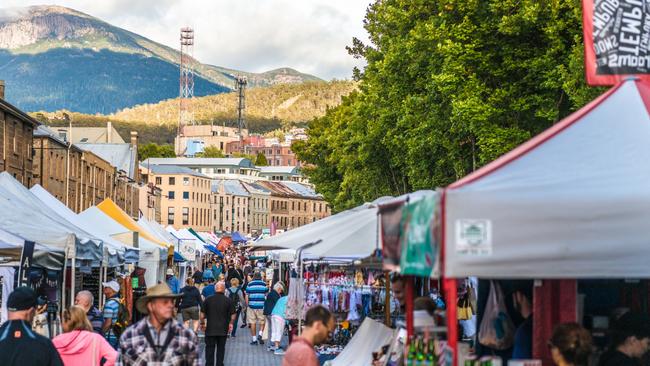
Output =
[
  {"x1": 70, "y1": 254, "x2": 76, "y2": 308},
  {"x1": 406, "y1": 276, "x2": 414, "y2": 337},
  {"x1": 384, "y1": 271, "x2": 391, "y2": 326},
  {"x1": 61, "y1": 247, "x2": 68, "y2": 320}
]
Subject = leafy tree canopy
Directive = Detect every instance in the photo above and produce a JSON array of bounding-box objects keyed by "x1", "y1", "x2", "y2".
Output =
[
  {"x1": 196, "y1": 145, "x2": 225, "y2": 158},
  {"x1": 139, "y1": 143, "x2": 175, "y2": 161},
  {"x1": 294, "y1": 0, "x2": 604, "y2": 212}
]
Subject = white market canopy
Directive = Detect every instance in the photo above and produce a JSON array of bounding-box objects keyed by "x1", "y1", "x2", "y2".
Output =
[
  {"x1": 444, "y1": 79, "x2": 650, "y2": 278},
  {"x1": 255, "y1": 191, "x2": 433, "y2": 261},
  {"x1": 0, "y1": 172, "x2": 101, "y2": 261},
  {"x1": 30, "y1": 184, "x2": 138, "y2": 265}
]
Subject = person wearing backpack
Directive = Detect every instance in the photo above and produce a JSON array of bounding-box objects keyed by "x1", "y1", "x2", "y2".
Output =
[
  {"x1": 102, "y1": 280, "x2": 124, "y2": 349},
  {"x1": 226, "y1": 277, "x2": 246, "y2": 337}
]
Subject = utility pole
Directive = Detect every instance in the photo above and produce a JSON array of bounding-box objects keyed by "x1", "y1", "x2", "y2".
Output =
[
  {"x1": 235, "y1": 76, "x2": 247, "y2": 141},
  {"x1": 64, "y1": 113, "x2": 71, "y2": 208}
]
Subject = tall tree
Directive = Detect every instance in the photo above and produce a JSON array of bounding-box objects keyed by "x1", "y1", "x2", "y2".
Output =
[
  {"x1": 254, "y1": 152, "x2": 269, "y2": 166},
  {"x1": 294, "y1": 0, "x2": 604, "y2": 212}
]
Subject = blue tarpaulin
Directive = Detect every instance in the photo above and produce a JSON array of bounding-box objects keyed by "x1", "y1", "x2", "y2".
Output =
[
  {"x1": 204, "y1": 245, "x2": 224, "y2": 257},
  {"x1": 173, "y1": 251, "x2": 187, "y2": 262},
  {"x1": 231, "y1": 231, "x2": 246, "y2": 243}
]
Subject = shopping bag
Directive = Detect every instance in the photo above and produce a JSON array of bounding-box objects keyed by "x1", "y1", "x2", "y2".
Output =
[{"x1": 478, "y1": 281, "x2": 515, "y2": 350}]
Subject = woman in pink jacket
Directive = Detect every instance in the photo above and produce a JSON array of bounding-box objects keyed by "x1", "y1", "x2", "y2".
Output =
[{"x1": 53, "y1": 305, "x2": 118, "y2": 366}]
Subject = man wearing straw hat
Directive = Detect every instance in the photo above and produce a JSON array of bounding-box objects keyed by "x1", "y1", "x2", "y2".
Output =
[{"x1": 116, "y1": 283, "x2": 200, "y2": 366}]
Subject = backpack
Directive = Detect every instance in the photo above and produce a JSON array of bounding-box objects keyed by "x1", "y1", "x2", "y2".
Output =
[
  {"x1": 229, "y1": 288, "x2": 242, "y2": 312},
  {"x1": 107, "y1": 298, "x2": 130, "y2": 339}
]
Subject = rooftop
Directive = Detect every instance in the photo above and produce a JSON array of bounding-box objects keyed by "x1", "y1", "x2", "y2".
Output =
[
  {"x1": 213, "y1": 179, "x2": 250, "y2": 196},
  {"x1": 144, "y1": 164, "x2": 210, "y2": 179},
  {"x1": 142, "y1": 157, "x2": 255, "y2": 168},
  {"x1": 77, "y1": 143, "x2": 137, "y2": 179},
  {"x1": 258, "y1": 166, "x2": 300, "y2": 175}
]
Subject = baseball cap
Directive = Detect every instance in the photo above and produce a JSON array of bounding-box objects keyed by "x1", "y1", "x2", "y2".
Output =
[
  {"x1": 102, "y1": 280, "x2": 120, "y2": 292},
  {"x1": 7, "y1": 286, "x2": 38, "y2": 311}
]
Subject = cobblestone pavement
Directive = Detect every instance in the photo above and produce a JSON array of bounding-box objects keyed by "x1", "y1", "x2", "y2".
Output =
[{"x1": 198, "y1": 326, "x2": 286, "y2": 366}]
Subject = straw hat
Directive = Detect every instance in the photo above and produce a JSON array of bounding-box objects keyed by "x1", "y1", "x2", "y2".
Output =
[{"x1": 136, "y1": 283, "x2": 181, "y2": 314}]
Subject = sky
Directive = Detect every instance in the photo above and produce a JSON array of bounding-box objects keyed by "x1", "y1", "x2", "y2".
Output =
[{"x1": 0, "y1": 0, "x2": 372, "y2": 80}]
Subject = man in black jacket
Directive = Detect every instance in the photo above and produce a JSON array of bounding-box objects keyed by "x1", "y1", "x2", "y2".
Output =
[
  {"x1": 0, "y1": 287, "x2": 63, "y2": 366},
  {"x1": 263, "y1": 282, "x2": 284, "y2": 352},
  {"x1": 201, "y1": 281, "x2": 236, "y2": 366}
]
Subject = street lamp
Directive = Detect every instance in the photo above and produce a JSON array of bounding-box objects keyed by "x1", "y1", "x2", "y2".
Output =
[{"x1": 63, "y1": 113, "x2": 71, "y2": 207}]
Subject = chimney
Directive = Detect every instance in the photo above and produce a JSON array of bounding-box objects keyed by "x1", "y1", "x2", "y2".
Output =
[
  {"x1": 0, "y1": 80, "x2": 4, "y2": 100},
  {"x1": 107, "y1": 121, "x2": 112, "y2": 143},
  {"x1": 130, "y1": 131, "x2": 138, "y2": 148}
]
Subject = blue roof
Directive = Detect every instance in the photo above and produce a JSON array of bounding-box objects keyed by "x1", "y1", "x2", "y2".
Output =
[
  {"x1": 281, "y1": 181, "x2": 320, "y2": 198},
  {"x1": 214, "y1": 180, "x2": 250, "y2": 196}
]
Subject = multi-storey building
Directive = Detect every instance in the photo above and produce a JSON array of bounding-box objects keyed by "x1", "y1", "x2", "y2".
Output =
[
  {"x1": 141, "y1": 165, "x2": 214, "y2": 231},
  {"x1": 241, "y1": 181, "x2": 271, "y2": 235},
  {"x1": 54, "y1": 122, "x2": 125, "y2": 143},
  {"x1": 226, "y1": 139, "x2": 298, "y2": 166},
  {"x1": 138, "y1": 182, "x2": 162, "y2": 224},
  {"x1": 212, "y1": 180, "x2": 250, "y2": 234},
  {"x1": 142, "y1": 157, "x2": 260, "y2": 181},
  {"x1": 256, "y1": 181, "x2": 330, "y2": 231},
  {"x1": 258, "y1": 166, "x2": 304, "y2": 182},
  {"x1": 0, "y1": 81, "x2": 38, "y2": 187},
  {"x1": 33, "y1": 125, "x2": 139, "y2": 216},
  {"x1": 175, "y1": 125, "x2": 248, "y2": 156}
]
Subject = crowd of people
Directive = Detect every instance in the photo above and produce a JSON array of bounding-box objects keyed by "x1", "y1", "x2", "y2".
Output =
[
  {"x1": 5, "y1": 249, "x2": 648, "y2": 366},
  {"x1": 0, "y1": 249, "x2": 340, "y2": 366}
]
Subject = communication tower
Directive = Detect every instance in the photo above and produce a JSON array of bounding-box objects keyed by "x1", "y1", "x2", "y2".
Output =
[
  {"x1": 179, "y1": 27, "x2": 195, "y2": 138},
  {"x1": 235, "y1": 75, "x2": 247, "y2": 139}
]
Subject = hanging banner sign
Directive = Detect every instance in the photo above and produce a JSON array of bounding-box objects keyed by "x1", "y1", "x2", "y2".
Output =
[
  {"x1": 399, "y1": 193, "x2": 440, "y2": 278},
  {"x1": 179, "y1": 240, "x2": 196, "y2": 261},
  {"x1": 583, "y1": 0, "x2": 650, "y2": 85},
  {"x1": 17, "y1": 241, "x2": 35, "y2": 286},
  {"x1": 379, "y1": 200, "x2": 406, "y2": 271}
]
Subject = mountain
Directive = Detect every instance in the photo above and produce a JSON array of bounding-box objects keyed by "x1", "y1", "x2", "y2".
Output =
[
  {"x1": 33, "y1": 80, "x2": 358, "y2": 145},
  {"x1": 0, "y1": 5, "x2": 322, "y2": 114}
]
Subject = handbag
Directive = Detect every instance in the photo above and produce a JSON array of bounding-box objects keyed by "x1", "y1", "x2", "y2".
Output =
[{"x1": 456, "y1": 291, "x2": 474, "y2": 320}]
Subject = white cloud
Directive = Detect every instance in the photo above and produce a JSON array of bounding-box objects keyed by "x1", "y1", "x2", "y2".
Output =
[{"x1": 0, "y1": 0, "x2": 371, "y2": 79}]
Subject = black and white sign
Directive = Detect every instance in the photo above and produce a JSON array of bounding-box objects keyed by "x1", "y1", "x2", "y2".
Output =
[
  {"x1": 583, "y1": 0, "x2": 650, "y2": 84},
  {"x1": 17, "y1": 241, "x2": 35, "y2": 286}
]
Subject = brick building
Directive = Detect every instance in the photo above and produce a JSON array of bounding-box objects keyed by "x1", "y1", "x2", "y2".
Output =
[
  {"x1": 0, "y1": 81, "x2": 38, "y2": 187},
  {"x1": 241, "y1": 181, "x2": 271, "y2": 235},
  {"x1": 212, "y1": 180, "x2": 250, "y2": 234}
]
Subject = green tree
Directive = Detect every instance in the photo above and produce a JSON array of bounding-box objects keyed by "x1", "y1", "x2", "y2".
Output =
[
  {"x1": 139, "y1": 143, "x2": 175, "y2": 161},
  {"x1": 294, "y1": 0, "x2": 604, "y2": 212},
  {"x1": 254, "y1": 152, "x2": 269, "y2": 166},
  {"x1": 196, "y1": 145, "x2": 225, "y2": 158},
  {"x1": 231, "y1": 152, "x2": 256, "y2": 161}
]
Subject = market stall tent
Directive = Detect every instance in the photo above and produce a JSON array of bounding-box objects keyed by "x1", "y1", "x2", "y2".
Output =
[
  {"x1": 97, "y1": 198, "x2": 171, "y2": 251},
  {"x1": 444, "y1": 79, "x2": 650, "y2": 279},
  {"x1": 0, "y1": 172, "x2": 101, "y2": 261},
  {"x1": 30, "y1": 185, "x2": 138, "y2": 265},
  {"x1": 80, "y1": 207, "x2": 167, "y2": 288},
  {"x1": 255, "y1": 192, "x2": 434, "y2": 261},
  {"x1": 0, "y1": 228, "x2": 64, "y2": 270}
]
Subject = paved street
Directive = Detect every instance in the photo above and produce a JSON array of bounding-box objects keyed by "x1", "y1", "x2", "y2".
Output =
[{"x1": 197, "y1": 324, "x2": 285, "y2": 366}]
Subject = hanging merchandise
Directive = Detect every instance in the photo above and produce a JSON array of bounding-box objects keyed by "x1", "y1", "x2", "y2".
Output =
[
  {"x1": 399, "y1": 193, "x2": 440, "y2": 278},
  {"x1": 478, "y1": 281, "x2": 515, "y2": 350},
  {"x1": 0, "y1": 267, "x2": 15, "y2": 324}
]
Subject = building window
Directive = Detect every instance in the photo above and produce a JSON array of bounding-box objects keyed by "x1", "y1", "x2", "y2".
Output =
[
  {"x1": 183, "y1": 191, "x2": 189, "y2": 201},
  {"x1": 168, "y1": 191, "x2": 175, "y2": 200},
  {"x1": 169, "y1": 177, "x2": 175, "y2": 185},
  {"x1": 155, "y1": 177, "x2": 162, "y2": 185},
  {"x1": 183, "y1": 177, "x2": 189, "y2": 185},
  {"x1": 182, "y1": 207, "x2": 189, "y2": 225},
  {"x1": 167, "y1": 207, "x2": 175, "y2": 225}
]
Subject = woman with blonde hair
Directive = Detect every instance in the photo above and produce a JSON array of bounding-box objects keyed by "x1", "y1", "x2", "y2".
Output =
[
  {"x1": 53, "y1": 305, "x2": 118, "y2": 366},
  {"x1": 549, "y1": 322, "x2": 592, "y2": 366}
]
